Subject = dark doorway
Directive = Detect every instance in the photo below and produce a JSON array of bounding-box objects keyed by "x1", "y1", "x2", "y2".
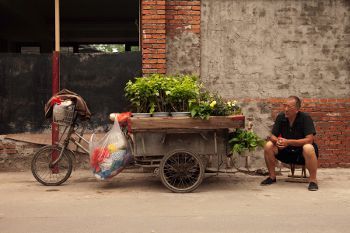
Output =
[
  {"x1": 0, "y1": 0, "x2": 140, "y2": 53},
  {"x1": 0, "y1": 1, "x2": 141, "y2": 134}
]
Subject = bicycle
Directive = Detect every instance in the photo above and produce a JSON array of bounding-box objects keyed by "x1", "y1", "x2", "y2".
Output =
[{"x1": 31, "y1": 100, "x2": 91, "y2": 186}]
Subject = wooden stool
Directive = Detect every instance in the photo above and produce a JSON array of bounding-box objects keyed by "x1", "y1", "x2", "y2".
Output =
[{"x1": 286, "y1": 164, "x2": 308, "y2": 183}]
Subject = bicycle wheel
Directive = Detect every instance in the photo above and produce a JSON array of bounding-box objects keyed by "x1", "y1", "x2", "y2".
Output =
[
  {"x1": 31, "y1": 145, "x2": 73, "y2": 186},
  {"x1": 160, "y1": 149, "x2": 204, "y2": 193}
]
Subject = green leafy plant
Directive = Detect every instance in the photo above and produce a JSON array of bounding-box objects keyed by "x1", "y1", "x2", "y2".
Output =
[
  {"x1": 125, "y1": 74, "x2": 201, "y2": 113},
  {"x1": 190, "y1": 91, "x2": 242, "y2": 119},
  {"x1": 228, "y1": 129, "x2": 265, "y2": 155},
  {"x1": 147, "y1": 74, "x2": 171, "y2": 113},
  {"x1": 124, "y1": 77, "x2": 153, "y2": 113},
  {"x1": 167, "y1": 75, "x2": 200, "y2": 112},
  {"x1": 125, "y1": 74, "x2": 241, "y2": 117}
]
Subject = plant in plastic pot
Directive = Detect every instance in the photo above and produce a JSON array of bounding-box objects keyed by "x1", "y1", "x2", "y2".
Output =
[
  {"x1": 148, "y1": 74, "x2": 171, "y2": 116},
  {"x1": 125, "y1": 77, "x2": 153, "y2": 115},
  {"x1": 228, "y1": 129, "x2": 265, "y2": 155},
  {"x1": 190, "y1": 91, "x2": 242, "y2": 119},
  {"x1": 167, "y1": 75, "x2": 200, "y2": 114}
]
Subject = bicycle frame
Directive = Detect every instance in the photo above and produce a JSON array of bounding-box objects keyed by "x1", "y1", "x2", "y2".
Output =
[{"x1": 51, "y1": 122, "x2": 90, "y2": 167}]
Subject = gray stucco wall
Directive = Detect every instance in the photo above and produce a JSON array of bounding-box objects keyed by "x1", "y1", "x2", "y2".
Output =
[
  {"x1": 166, "y1": 33, "x2": 201, "y2": 75},
  {"x1": 201, "y1": 0, "x2": 350, "y2": 98},
  {"x1": 200, "y1": 0, "x2": 350, "y2": 168}
]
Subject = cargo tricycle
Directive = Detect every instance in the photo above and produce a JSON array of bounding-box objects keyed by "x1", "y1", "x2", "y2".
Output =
[{"x1": 31, "y1": 96, "x2": 244, "y2": 193}]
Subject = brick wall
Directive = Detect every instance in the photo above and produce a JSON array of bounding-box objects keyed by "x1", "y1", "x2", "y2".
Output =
[
  {"x1": 141, "y1": 0, "x2": 201, "y2": 75},
  {"x1": 0, "y1": 141, "x2": 19, "y2": 170},
  {"x1": 0, "y1": 142, "x2": 18, "y2": 156},
  {"x1": 141, "y1": 0, "x2": 167, "y2": 74},
  {"x1": 165, "y1": 0, "x2": 201, "y2": 75},
  {"x1": 241, "y1": 98, "x2": 350, "y2": 168},
  {"x1": 165, "y1": 0, "x2": 201, "y2": 36}
]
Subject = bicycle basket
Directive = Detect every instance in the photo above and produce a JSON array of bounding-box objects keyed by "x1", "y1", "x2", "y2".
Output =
[{"x1": 52, "y1": 101, "x2": 75, "y2": 125}]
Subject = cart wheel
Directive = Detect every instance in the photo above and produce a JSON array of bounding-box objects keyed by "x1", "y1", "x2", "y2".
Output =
[{"x1": 160, "y1": 149, "x2": 204, "y2": 193}]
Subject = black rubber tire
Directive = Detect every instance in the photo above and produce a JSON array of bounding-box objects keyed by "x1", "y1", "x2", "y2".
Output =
[
  {"x1": 160, "y1": 149, "x2": 204, "y2": 193},
  {"x1": 31, "y1": 145, "x2": 73, "y2": 186}
]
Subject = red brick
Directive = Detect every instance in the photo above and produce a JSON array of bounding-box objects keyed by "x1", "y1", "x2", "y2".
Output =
[
  {"x1": 4, "y1": 144, "x2": 16, "y2": 149},
  {"x1": 143, "y1": 59, "x2": 158, "y2": 64},
  {"x1": 152, "y1": 44, "x2": 166, "y2": 49},
  {"x1": 157, "y1": 59, "x2": 166, "y2": 64},
  {"x1": 151, "y1": 34, "x2": 166, "y2": 39},
  {"x1": 5, "y1": 149, "x2": 17, "y2": 154},
  {"x1": 143, "y1": 10, "x2": 158, "y2": 15},
  {"x1": 143, "y1": 15, "x2": 165, "y2": 20}
]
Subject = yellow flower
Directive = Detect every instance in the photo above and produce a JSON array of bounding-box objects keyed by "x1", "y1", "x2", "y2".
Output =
[{"x1": 210, "y1": 100, "x2": 217, "y2": 108}]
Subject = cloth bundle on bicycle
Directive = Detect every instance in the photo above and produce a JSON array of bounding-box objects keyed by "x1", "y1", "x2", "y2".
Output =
[
  {"x1": 89, "y1": 118, "x2": 131, "y2": 180},
  {"x1": 45, "y1": 89, "x2": 91, "y2": 120}
]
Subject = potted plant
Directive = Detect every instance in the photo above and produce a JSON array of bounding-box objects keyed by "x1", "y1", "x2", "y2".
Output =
[
  {"x1": 148, "y1": 74, "x2": 171, "y2": 117},
  {"x1": 228, "y1": 129, "x2": 265, "y2": 155},
  {"x1": 124, "y1": 77, "x2": 153, "y2": 117},
  {"x1": 190, "y1": 91, "x2": 242, "y2": 119},
  {"x1": 167, "y1": 75, "x2": 200, "y2": 116}
]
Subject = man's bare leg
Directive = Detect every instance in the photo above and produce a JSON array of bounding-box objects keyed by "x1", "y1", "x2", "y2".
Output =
[
  {"x1": 264, "y1": 141, "x2": 278, "y2": 179},
  {"x1": 303, "y1": 144, "x2": 318, "y2": 183}
]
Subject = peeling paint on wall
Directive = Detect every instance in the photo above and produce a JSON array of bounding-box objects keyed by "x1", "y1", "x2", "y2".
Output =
[
  {"x1": 201, "y1": 0, "x2": 350, "y2": 98},
  {"x1": 166, "y1": 32, "x2": 201, "y2": 75}
]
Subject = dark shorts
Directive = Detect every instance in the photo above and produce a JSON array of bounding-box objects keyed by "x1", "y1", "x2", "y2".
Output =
[{"x1": 275, "y1": 143, "x2": 319, "y2": 165}]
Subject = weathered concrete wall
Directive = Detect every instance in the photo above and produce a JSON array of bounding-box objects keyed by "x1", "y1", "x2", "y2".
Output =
[
  {"x1": 167, "y1": 32, "x2": 201, "y2": 75},
  {"x1": 166, "y1": 0, "x2": 201, "y2": 75},
  {"x1": 201, "y1": 0, "x2": 350, "y2": 98},
  {"x1": 0, "y1": 52, "x2": 141, "y2": 134},
  {"x1": 201, "y1": 0, "x2": 350, "y2": 168}
]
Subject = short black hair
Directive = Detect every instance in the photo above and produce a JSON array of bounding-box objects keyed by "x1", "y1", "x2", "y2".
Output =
[{"x1": 288, "y1": 96, "x2": 301, "y2": 109}]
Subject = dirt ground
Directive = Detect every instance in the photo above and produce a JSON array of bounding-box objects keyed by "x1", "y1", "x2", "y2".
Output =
[{"x1": 0, "y1": 168, "x2": 349, "y2": 233}]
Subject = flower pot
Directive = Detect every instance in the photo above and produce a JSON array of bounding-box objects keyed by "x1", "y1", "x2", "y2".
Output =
[
  {"x1": 170, "y1": 112, "x2": 191, "y2": 117},
  {"x1": 132, "y1": 113, "x2": 152, "y2": 118},
  {"x1": 152, "y1": 112, "x2": 170, "y2": 117}
]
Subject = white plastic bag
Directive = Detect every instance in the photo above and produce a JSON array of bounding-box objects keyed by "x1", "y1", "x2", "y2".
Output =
[{"x1": 89, "y1": 118, "x2": 131, "y2": 180}]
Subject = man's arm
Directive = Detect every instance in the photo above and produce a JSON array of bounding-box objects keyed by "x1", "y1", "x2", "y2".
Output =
[
  {"x1": 269, "y1": 134, "x2": 278, "y2": 145},
  {"x1": 277, "y1": 134, "x2": 314, "y2": 149}
]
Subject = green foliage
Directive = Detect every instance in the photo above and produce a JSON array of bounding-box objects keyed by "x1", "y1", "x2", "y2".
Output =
[
  {"x1": 125, "y1": 77, "x2": 154, "y2": 113},
  {"x1": 190, "y1": 91, "x2": 242, "y2": 119},
  {"x1": 228, "y1": 129, "x2": 265, "y2": 155},
  {"x1": 167, "y1": 75, "x2": 200, "y2": 112},
  {"x1": 125, "y1": 74, "x2": 242, "y2": 116},
  {"x1": 125, "y1": 74, "x2": 200, "y2": 113},
  {"x1": 147, "y1": 74, "x2": 171, "y2": 112},
  {"x1": 85, "y1": 44, "x2": 126, "y2": 53}
]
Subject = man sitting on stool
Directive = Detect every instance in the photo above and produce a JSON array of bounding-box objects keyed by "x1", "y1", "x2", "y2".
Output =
[{"x1": 261, "y1": 96, "x2": 319, "y2": 191}]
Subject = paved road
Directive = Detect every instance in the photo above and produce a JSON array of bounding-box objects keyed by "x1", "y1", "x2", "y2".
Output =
[{"x1": 0, "y1": 169, "x2": 349, "y2": 233}]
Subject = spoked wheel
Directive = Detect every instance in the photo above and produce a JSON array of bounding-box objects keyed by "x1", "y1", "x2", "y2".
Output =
[
  {"x1": 31, "y1": 145, "x2": 73, "y2": 186},
  {"x1": 160, "y1": 149, "x2": 204, "y2": 193}
]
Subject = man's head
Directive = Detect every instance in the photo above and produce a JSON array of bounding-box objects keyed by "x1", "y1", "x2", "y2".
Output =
[{"x1": 284, "y1": 96, "x2": 301, "y2": 119}]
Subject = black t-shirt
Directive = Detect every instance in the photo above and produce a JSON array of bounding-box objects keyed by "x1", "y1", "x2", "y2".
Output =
[{"x1": 272, "y1": 112, "x2": 316, "y2": 139}]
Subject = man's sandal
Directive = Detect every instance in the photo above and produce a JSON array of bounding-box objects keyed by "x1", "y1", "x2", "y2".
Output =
[
  {"x1": 260, "y1": 177, "x2": 276, "y2": 186},
  {"x1": 308, "y1": 182, "x2": 318, "y2": 191}
]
